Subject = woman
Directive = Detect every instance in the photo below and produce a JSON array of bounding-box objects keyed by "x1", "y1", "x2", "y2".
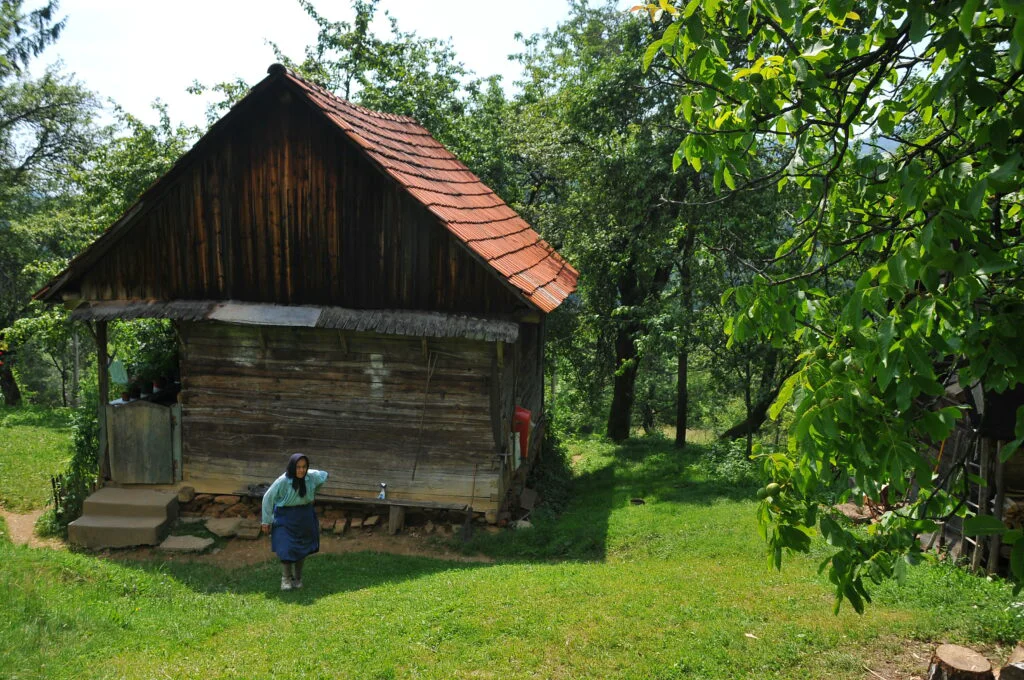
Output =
[{"x1": 261, "y1": 453, "x2": 329, "y2": 591}]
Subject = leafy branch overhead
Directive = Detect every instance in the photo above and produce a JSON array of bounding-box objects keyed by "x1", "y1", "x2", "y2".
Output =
[{"x1": 638, "y1": 0, "x2": 1024, "y2": 610}]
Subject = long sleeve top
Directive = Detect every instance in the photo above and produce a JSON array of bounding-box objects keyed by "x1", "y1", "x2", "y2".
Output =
[{"x1": 261, "y1": 470, "x2": 329, "y2": 525}]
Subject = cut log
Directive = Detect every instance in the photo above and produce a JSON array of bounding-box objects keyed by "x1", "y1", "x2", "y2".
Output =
[
  {"x1": 1000, "y1": 644, "x2": 1024, "y2": 680},
  {"x1": 927, "y1": 645, "x2": 993, "y2": 680}
]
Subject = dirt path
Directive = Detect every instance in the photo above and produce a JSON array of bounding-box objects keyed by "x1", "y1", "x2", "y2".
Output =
[
  {"x1": 107, "y1": 531, "x2": 493, "y2": 568},
  {"x1": 0, "y1": 508, "x2": 490, "y2": 567},
  {"x1": 0, "y1": 508, "x2": 64, "y2": 550}
]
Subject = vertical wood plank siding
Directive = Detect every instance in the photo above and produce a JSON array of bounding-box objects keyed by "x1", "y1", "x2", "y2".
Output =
[
  {"x1": 76, "y1": 89, "x2": 524, "y2": 315},
  {"x1": 179, "y1": 322, "x2": 502, "y2": 510}
]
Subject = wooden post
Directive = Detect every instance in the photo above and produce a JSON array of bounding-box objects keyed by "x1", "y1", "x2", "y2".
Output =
[
  {"x1": 989, "y1": 441, "x2": 1007, "y2": 575},
  {"x1": 96, "y1": 320, "x2": 111, "y2": 481},
  {"x1": 71, "y1": 324, "x2": 80, "y2": 408},
  {"x1": 971, "y1": 439, "x2": 991, "y2": 572},
  {"x1": 388, "y1": 505, "x2": 405, "y2": 535}
]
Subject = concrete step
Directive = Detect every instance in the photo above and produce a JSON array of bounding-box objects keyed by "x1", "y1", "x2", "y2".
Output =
[
  {"x1": 68, "y1": 514, "x2": 170, "y2": 549},
  {"x1": 82, "y1": 487, "x2": 179, "y2": 520}
]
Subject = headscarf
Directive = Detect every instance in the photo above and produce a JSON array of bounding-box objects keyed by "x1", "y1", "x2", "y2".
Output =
[{"x1": 286, "y1": 453, "x2": 310, "y2": 497}]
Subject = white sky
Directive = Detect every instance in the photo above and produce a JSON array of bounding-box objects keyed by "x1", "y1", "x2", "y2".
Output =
[{"x1": 36, "y1": 0, "x2": 582, "y2": 129}]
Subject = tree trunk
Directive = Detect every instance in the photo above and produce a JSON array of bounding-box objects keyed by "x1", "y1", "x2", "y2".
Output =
[
  {"x1": 607, "y1": 326, "x2": 639, "y2": 442},
  {"x1": 0, "y1": 360, "x2": 21, "y2": 406},
  {"x1": 927, "y1": 644, "x2": 993, "y2": 680},
  {"x1": 675, "y1": 225, "x2": 696, "y2": 449},
  {"x1": 675, "y1": 345, "x2": 688, "y2": 448},
  {"x1": 744, "y1": 360, "x2": 754, "y2": 458}
]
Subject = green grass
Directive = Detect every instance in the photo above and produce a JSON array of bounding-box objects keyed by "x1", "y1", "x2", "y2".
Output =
[
  {"x1": 0, "y1": 406, "x2": 74, "y2": 512},
  {"x1": 1, "y1": 430, "x2": 1022, "y2": 679}
]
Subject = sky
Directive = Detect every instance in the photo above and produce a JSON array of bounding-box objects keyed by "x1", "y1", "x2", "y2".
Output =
[{"x1": 36, "y1": 0, "x2": 582, "y2": 129}]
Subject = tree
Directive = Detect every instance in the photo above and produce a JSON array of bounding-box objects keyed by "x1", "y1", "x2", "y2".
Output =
[
  {"x1": 639, "y1": 0, "x2": 1024, "y2": 609},
  {"x1": 0, "y1": 0, "x2": 96, "y2": 405}
]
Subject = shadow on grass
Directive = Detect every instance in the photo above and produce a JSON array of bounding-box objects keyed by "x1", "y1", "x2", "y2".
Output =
[
  {"x1": 80, "y1": 435, "x2": 760, "y2": 598},
  {"x1": 0, "y1": 405, "x2": 74, "y2": 429},
  {"x1": 608, "y1": 436, "x2": 760, "y2": 506},
  {"x1": 111, "y1": 549, "x2": 495, "y2": 604}
]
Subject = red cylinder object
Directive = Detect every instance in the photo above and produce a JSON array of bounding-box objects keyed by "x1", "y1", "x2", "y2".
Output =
[{"x1": 513, "y1": 406, "x2": 532, "y2": 459}]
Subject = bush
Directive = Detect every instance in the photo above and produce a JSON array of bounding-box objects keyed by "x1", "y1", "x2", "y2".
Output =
[
  {"x1": 690, "y1": 438, "x2": 760, "y2": 487},
  {"x1": 525, "y1": 409, "x2": 574, "y2": 516},
  {"x1": 50, "y1": 395, "x2": 100, "y2": 533}
]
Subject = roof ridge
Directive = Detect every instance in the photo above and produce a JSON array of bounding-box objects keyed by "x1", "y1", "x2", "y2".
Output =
[{"x1": 283, "y1": 67, "x2": 422, "y2": 125}]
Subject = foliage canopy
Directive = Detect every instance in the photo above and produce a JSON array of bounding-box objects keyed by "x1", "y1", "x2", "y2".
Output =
[{"x1": 640, "y1": 0, "x2": 1024, "y2": 609}]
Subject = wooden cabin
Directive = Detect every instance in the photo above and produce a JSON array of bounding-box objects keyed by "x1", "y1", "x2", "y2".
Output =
[{"x1": 36, "y1": 64, "x2": 578, "y2": 522}]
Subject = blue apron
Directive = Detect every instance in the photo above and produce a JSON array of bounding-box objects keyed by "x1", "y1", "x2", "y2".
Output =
[{"x1": 271, "y1": 504, "x2": 320, "y2": 562}]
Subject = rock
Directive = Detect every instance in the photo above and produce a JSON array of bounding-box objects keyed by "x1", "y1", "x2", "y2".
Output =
[
  {"x1": 424, "y1": 520, "x2": 436, "y2": 534},
  {"x1": 484, "y1": 525, "x2": 502, "y2": 534},
  {"x1": 177, "y1": 486, "x2": 195, "y2": 503},
  {"x1": 178, "y1": 516, "x2": 205, "y2": 524},
  {"x1": 235, "y1": 519, "x2": 261, "y2": 540},
  {"x1": 485, "y1": 510, "x2": 498, "y2": 524},
  {"x1": 192, "y1": 494, "x2": 214, "y2": 506},
  {"x1": 350, "y1": 517, "x2": 364, "y2": 529},
  {"x1": 364, "y1": 515, "x2": 380, "y2": 528},
  {"x1": 514, "y1": 519, "x2": 533, "y2": 530},
  {"x1": 213, "y1": 495, "x2": 240, "y2": 505},
  {"x1": 206, "y1": 518, "x2": 242, "y2": 537},
  {"x1": 179, "y1": 511, "x2": 205, "y2": 519},
  {"x1": 320, "y1": 519, "x2": 336, "y2": 533},
  {"x1": 158, "y1": 535, "x2": 215, "y2": 553},
  {"x1": 222, "y1": 502, "x2": 248, "y2": 518},
  {"x1": 333, "y1": 518, "x2": 349, "y2": 535}
]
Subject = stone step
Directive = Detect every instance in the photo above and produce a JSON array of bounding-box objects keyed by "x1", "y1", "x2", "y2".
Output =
[
  {"x1": 82, "y1": 487, "x2": 179, "y2": 520},
  {"x1": 68, "y1": 514, "x2": 170, "y2": 549}
]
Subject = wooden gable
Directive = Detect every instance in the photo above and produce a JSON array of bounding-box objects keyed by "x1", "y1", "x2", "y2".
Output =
[{"x1": 49, "y1": 83, "x2": 529, "y2": 315}]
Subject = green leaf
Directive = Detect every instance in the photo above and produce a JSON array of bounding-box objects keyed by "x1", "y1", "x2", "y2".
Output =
[
  {"x1": 643, "y1": 38, "x2": 664, "y2": 71},
  {"x1": 963, "y1": 515, "x2": 1007, "y2": 536},
  {"x1": 959, "y1": 0, "x2": 979, "y2": 34},
  {"x1": 723, "y1": 164, "x2": 736, "y2": 190},
  {"x1": 1012, "y1": 539, "x2": 1024, "y2": 583},
  {"x1": 1000, "y1": 438, "x2": 1023, "y2": 463}
]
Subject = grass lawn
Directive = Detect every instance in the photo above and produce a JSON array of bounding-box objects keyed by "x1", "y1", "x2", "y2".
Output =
[
  {"x1": 0, "y1": 406, "x2": 74, "y2": 512},
  {"x1": 1, "y1": 430, "x2": 1022, "y2": 679}
]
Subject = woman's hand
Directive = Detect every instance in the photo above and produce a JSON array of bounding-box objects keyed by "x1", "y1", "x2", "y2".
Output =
[{"x1": 261, "y1": 523, "x2": 270, "y2": 535}]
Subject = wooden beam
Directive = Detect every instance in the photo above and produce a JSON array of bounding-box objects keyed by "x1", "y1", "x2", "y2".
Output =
[
  {"x1": 96, "y1": 320, "x2": 111, "y2": 481},
  {"x1": 496, "y1": 340, "x2": 504, "y2": 369}
]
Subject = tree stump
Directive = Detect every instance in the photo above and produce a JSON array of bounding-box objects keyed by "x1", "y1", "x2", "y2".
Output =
[
  {"x1": 927, "y1": 645, "x2": 993, "y2": 680},
  {"x1": 999, "y1": 644, "x2": 1024, "y2": 680}
]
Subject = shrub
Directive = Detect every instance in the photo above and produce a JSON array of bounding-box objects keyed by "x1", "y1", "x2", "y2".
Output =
[
  {"x1": 50, "y1": 394, "x2": 100, "y2": 533},
  {"x1": 690, "y1": 438, "x2": 760, "y2": 487},
  {"x1": 525, "y1": 409, "x2": 574, "y2": 516}
]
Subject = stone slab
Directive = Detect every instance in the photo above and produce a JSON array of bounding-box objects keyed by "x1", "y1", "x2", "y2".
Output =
[
  {"x1": 205, "y1": 518, "x2": 242, "y2": 537},
  {"x1": 158, "y1": 535, "x2": 214, "y2": 552},
  {"x1": 177, "y1": 486, "x2": 195, "y2": 503},
  {"x1": 235, "y1": 520, "x2": 262, "y2": 540},
  {"x1": 364, "y1": 515, "x2": 380, "y2": 528}
]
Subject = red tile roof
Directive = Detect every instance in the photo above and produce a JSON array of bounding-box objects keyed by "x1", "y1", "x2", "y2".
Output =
[{"x1": 279, "y1": 66, "x2": 578, "y2": 313}]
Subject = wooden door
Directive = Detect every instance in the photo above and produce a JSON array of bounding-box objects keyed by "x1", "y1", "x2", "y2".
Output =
[{"x1": 106, "y1": 401, "x2": 176, "y2": 484}]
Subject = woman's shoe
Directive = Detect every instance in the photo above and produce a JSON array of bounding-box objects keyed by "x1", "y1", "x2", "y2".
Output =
[
  {"x1": 281, "y1": 576, "x2": 293, "y2": 591},
  {"x1": 292, "y1": 579, "x2": 303, "y2": 589}
]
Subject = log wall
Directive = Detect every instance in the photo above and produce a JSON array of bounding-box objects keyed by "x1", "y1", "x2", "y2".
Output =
[
  {"x1": 74, "y1": 87, "x2": 525, "y2": 316},
  {"x1": 179, "y1": 322, "x2": 507, "y2": 511}
]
